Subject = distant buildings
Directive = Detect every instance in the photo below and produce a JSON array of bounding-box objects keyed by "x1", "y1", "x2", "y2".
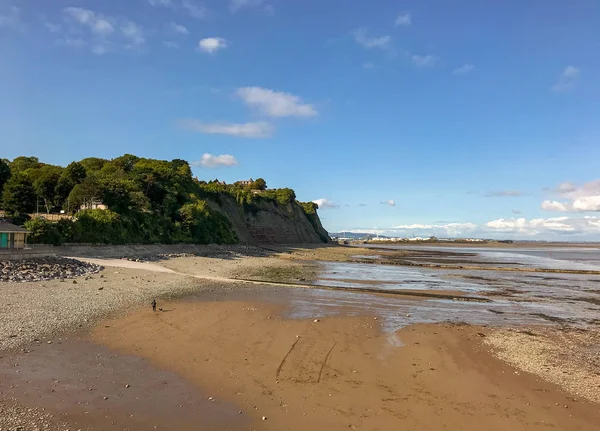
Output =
[
  {"x1": 235, "y1": 179, "x2": 254, "y2": 186},
  {"x1": 80, "y1": 200, "x2": 108, "y2": 211}
]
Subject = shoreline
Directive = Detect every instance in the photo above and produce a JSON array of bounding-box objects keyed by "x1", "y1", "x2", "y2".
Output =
[{"x1": 1, "y1": 244, "x2": 599, "y2": 429}]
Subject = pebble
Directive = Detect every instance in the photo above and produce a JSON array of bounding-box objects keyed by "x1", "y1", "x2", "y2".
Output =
[
  {"x1": 313, "y1": 319, "x2": 320, "y2": 323},
  {"x1": 0, "y1": 257, "x2": 101, "y2": 284}
]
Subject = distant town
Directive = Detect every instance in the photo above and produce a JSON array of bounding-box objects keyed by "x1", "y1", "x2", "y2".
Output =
[{"x1": 328, "y1": 232, "x2": 514, "y2": 244}]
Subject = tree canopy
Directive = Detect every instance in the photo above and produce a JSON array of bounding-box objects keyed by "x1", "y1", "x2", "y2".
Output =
[{"x1": 0, "y1": 154, "x2": 321, "y2": 245}]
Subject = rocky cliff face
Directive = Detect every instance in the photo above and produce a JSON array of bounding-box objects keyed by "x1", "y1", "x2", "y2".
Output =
[{"x1": 206, "y1": 195, "x2": 330, "y2": 244}]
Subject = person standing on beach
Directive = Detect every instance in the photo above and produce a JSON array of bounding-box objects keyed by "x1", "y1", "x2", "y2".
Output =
[{"x1": 151, "y1": 299, "x2": 157, "y2": 312}]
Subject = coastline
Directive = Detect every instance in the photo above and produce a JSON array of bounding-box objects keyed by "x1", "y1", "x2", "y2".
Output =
[{"x1": 1, "y1": 244, "x2": 599, "y2": 429}]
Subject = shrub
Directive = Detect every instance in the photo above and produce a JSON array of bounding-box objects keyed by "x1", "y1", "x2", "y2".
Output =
[{"x1": 24, "y1": 218, "x2": 63, "y2": 245}]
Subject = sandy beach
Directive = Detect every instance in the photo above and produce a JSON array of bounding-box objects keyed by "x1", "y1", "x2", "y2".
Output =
[{"x1": 1, "y1": 244, "x2": 599, "y2": 430}]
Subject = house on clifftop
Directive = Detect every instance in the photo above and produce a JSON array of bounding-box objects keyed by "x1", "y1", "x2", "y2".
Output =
[{"x1": 0, "y1": 221, "x2": 29, "y2": 250}]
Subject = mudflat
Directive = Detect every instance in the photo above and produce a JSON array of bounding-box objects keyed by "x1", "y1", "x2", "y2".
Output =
[
  {"x1": 88, "y1": 299, "x2": 599, "y2": 431},
  {"x1": 2, "y1": 244, "x2": 599, "y2": 430}
]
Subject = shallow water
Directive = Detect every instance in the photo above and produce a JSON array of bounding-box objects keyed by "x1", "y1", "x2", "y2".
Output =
[
  {"x1": 368, "y1": 245, "x2": 600, "y2": 270},
  {"x1": 299, "y1": 246, "x2": 600, "y2": 330}
]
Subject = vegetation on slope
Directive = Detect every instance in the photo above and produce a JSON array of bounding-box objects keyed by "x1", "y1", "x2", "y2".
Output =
[{"x1": 0, "y1": 155, "x2": 325, "y2": 245}]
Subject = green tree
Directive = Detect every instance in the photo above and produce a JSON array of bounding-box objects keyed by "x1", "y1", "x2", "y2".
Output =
[
  {"x1": 10, "y1": 156, "x2": 42, "y2": 174},
  {"x1": 79, "y1": 157, "x2": 107, "y2": 173},
  {"x1": 56, "y1": 161, "x2": 87, "y2": 206},
  {"x1": 252, "y1": 178, "x2": 267, "y2": 190},
  {"x1": 0, "y1": 158, "x2": 10, "y2": 199},
  {"x1": 24, "y1": 218, "x2": 63, "y2": 245},
  {"x1": 34, "y1": 165, "x2": 63, "y2": 213},
  {"x1": 67, "y1": 176, "x2": 102, "y2": 212},
  {"x1": 1, "y1": 172, "x2": 36, "y2": 216}
]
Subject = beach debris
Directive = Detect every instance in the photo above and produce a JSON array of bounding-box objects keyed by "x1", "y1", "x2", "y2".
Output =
[
  {"x1": 313, "y1": 319, "x2": 320, "y2": 323},
  {"x1": 103, "y1": 396, "x2": 108, "y2": 400},
  {"x1": 208, "y1": 397, "x2": 215, "y2": 401},
  {"x1": 262, "y1": 416, "x2": 267, "y2": 421},
  {"x1": 125, "y1": 384, "x2": 130, "y2": 388}
]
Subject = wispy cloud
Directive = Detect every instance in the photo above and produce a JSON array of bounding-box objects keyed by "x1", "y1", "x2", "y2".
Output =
[
  {"x1": 381, "y1": 200, "x2": 396, "y2": 207},
  {"x1": 411, "y1": 54, "x2": 437, "y2": 67},
  {"x1": 56, "y1": 38, "x2": 86, "y2": 49},
  {"x1": 363, "y1": 62, "x2": 375, "y2": 69},
  {"x1": 163, "y1": 41, "x2": 180, "y2": 49},
  {"x1": 0, "y1": 6, "x2": 22, "y2": 29},
  {"x1": 198, "y1": 37, "x2": 227, "y2": 54},
  {"x1": 395, "y1": 13, "x2": 411, "y2": 27},
  {"x1": 121, "y1": 21, "x2": 145, "y2": 47},
  {"x1": 182, "y1": 0, "x2": 207, "y2": 19},
  {"x1": 541, "y1": 180, "x2": 600, "y2": 212},
  {"x1": 512, "y1": 209, "x2": 522, "y2": 214},
  {"x1": 148, "y1": 0, "x2": 173, "y2": 6},
  {"x1": 229, "y1": 0, "x2": 273, "y2": 13},
  {"x1": 61, "y1": 7, "x2": 145, "y2": 54},
  {"x1": 354, "y1": 28, "x2": 391, "y2": 49},
  {"x1": 312, "y1": 198, "x2": 340, "y2": 209},
  {"x1": 170, "y1": 22, "x2": 189, "y2": 35},
  {"x1": 552, "y1": 65, "x2": 580, "y2": 93},
  {"x1": 237, "y1": 87, "x2": 318, "y2": 118},
  {"x1": 45, "y1": 22, "x2": 61, "y2": 33},
  {"x1": 453, "y1": 64, "x2": 474, "y2": 75},
  {"x1": 485, "y1": 190, "x2": 522, "y2": 197},
  {"x1": 178, "y1": 119, "x2": 274, "y2": 138},
  {"x1": 192, "y1": 153, "x2": 239, "y2": 168}
]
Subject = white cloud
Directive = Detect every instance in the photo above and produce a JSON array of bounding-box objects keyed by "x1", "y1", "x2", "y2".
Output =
[
  {"x1": 486, "y1": 217, "x2": 576, "y2": 234},
  {"x1": 121, "y1": 21, "x2": 145, "y2": 47},
  {"x1": 354, "y1": 28, "x2": 391, "y2": 49},
  {"x1": 198, "y1": 37, "x2": 227, "y2": 54},
  {"x1": 0, "y1": 6, "x2": 20, "y2": 28},
  {"x1": 485, "y1": 190, "x2": 522, "y2": 197},
  {"x1": 178, "y1": 119, "x2": 274, "y2": 138},
  {"x1": 93, "y1": 19, "x2": 114, "y2": 35},
  {"x1": 170, "y1": 22, "x2": 189, "y2": 34},
  {"x1": 563, "y1": 66, "x2": 580, "y2": 78},
  {"x1": 552, "y1": 65, "x2": 580, "y2": 93},
  {"x1": 182, "y1": 0, "x2": 207, "y2": 19},
  {"x1": 56, "y1": 38, "x2": 86, "y2": 48},
  {"x1": 395, "y1": 13, "x2": 411, "y2": 27},
  {"x1": 381, "y1": 200, "x2": 396, "y2": 207},
  {"x1": 453, "y1": 64, "x2": 474, "y2": 75},
  {"x1": 312, "y1": 198, "x2": 340, "y2": 209},
  {"x1": 193, "y1": 153, "x2": 239, "y2": 168},
  {"x1": 163, "y1": 41, "x2": 180, "y2": 49},
  {"x1": 236, "y1": 87, "x2": 318, "y2": 118},
  {"x1": 45, "y1": 22, "x2": 61, "y2": 33},
  {"x1": 351, "y1": 216, "x2": 600, "y2": 240},
  {"x1": 148, "y1": 0, "x2": 173, "y2": 6},
  {"x1": 542, "y1": 180, "x2": 600, "y2": 212},
  {"x1": 230, "y1": 0, "x2": 272, "y2": 13},
  {"x1": 91, "y1": 45, "x2": 108, "y2": 55},
  {"x1": 62, "y1": 7, "x2": 144, "y2": 53},
  {"x1": 541, "y1": 200, "x2": 569, "y2": 212},
  {"x1": 411, "y1": 55, "x2": 437, "y2": 67}
]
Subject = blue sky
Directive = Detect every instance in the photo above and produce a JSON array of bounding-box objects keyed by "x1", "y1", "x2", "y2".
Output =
[{"x1": 2, "y1": 0, "x2": 600, "y2": 240}]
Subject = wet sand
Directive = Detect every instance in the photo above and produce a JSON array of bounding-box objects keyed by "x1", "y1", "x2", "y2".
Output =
[
  {"x1": 2, "y1": 244, "x2": 600, "y2": 430},
  {"x1": 85, "y1": 299, "x2": 599, "y2": 430}
]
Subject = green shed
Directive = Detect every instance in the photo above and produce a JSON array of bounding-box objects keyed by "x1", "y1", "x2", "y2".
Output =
[{"x1": 0, "y1": 221, "x2": 29, "y2": 250}]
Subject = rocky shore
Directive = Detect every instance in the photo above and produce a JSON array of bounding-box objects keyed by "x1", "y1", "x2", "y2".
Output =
[{"x1": 0, "y1": 257, "x2": 103, "y2": 283}]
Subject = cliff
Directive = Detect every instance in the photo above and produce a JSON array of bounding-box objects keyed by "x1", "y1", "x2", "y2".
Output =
[{"x1": 206, "y1": 194, "x2": 331, "y2": 244}]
